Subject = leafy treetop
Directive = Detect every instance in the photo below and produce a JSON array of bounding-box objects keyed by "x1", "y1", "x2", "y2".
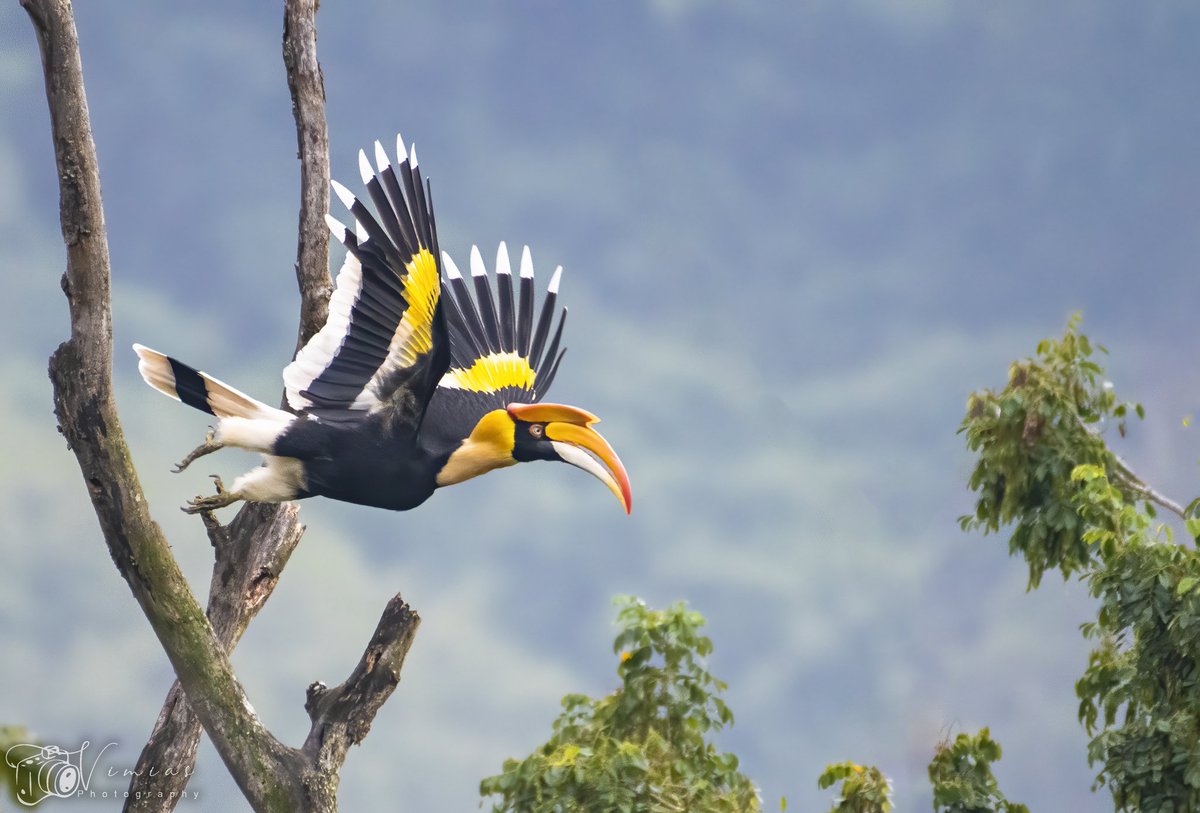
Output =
[
  {"x1": 927, "y1": 729, "x2": 1028, "y2": 813},
  {"x1": 959, "y1": 313, "x2": 1149, "y2": 587},
  {"x1": 962, "y1": 317, "x2": 1200, "y2": 812},
  {"x1": 479, "y1": 596, "x2": 760, "y2": 813}
]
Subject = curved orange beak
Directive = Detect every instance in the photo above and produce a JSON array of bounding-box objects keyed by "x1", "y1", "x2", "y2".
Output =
[{"x1": 508, "y1": 403, "x2": 632, "y2": 514}]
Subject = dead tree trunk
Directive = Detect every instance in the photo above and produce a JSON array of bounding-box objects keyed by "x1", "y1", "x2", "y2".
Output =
[
  {"x1": 20, "y1": 1, "x2": 417, "y2": 810},
  {"x1": 124, "y1": 0, "x2": 334, "y2": 807}
]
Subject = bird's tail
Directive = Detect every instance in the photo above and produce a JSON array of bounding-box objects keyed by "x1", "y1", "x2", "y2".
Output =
[{"x1": 133, "y1": 344, "x2": 281, "y2": 420}]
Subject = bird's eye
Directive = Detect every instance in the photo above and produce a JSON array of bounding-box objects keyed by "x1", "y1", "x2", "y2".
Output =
[{"x1": 529, "y1": 423, "x2": 545, "y2": 438}]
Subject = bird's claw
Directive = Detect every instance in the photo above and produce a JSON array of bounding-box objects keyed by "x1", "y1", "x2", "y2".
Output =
[
  {"x1": 182, "y1": 475, "x2": 236, "y2": 515},
  {"x1": 173, "y1": 428, "x2": 223, "y2": 473}
]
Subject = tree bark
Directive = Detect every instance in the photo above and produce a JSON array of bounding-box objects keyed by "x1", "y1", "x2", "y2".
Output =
[
  {"x1": 23, "y1": 1, "x2": 419, "y2": 810},
  {"x1": 124, "y1": 505, "x2": 305, "y2": 811},
  {"x1": 300, "y1": 597, "x2": 421, "y2": 807},
  {"x1": 21, "y1": 0, "x2": 303, "y2": 802},
  {"x1": 284, "y1": 0, "x2": 334, "y2": 345},
  {"x1": 125, "y1": 0, "x2": 332, "y2": 806}
]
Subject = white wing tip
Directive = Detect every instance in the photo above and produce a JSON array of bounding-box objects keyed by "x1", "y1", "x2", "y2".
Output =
[
  {"x1": 469, "y1": 244, "x2": 487, "y2": 277},
  {"x1": 373, "y1": 140, "x2": 389, "y2": 172},
  {"x1": 443, "y1": 251, "x2": 463, "y2": 279},
  {"x1": 519, "y1": 245, "x2": 534, "y2": 278},
  {"x1": 548, "y1": 265, "x2": 563, "y2": 293},
  {"x1": 409, "y1": 143, "x2": 419, "y2": 168},
  {"x1": 395, "y1": 133, "x2": 408, "y2": 164},
  {"x1": 495, "y1": 242, "x2": 512, "y2": 276},
  {"x1": 330, "y1": 179, "x2": 356, "y2": 210},
  {"x1": 358, "y1": 150, "x2": 374, "y2": 185},
  {"x1": 324, "y1": 213, "x2": 348, "y2": 240}
]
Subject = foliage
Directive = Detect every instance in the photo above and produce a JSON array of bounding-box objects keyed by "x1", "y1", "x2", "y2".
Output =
[
  {"x1": 928, "y1": 728, "x2": 1028, "y2": 813},
  {"x1": 479, "y1": 596, "x2": 760, "y2": 813},
  {"x1": 817, "y1": 761, "x2": 893, "y2": 813},
  {"x1": 963, "y1": 317, "x2": 1200, "y2": 812},
  {"x1": 817, "y1": 730, "x2": 1024, "y2": 813},
  {"x1": 1074, "y1": 475, "x2": 1200, "y2": 811},
  {"x1": 959, "y1": 313, "x2": 1146, "y2": 588}
]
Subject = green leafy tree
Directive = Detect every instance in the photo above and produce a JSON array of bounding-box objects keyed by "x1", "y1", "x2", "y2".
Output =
[
  {"x1": 817, "y1": 729, "x2": 1023, "y2": 813},
  {"x1": 962, "y1": 317, "x2": 1200, "y2": 812},
  {"x1": 485, "y1": 601, "x2": 1028, "y2": 813},
  {"x1": 959, "y1": 313, "x2": 1148, "y2": 587},
  {"x1": 1073, "y1": 468, "x2": 1200, "y2": 811},
  {"x1": 817, "y1": 761, "x2": 894, "y2": 813},
  {"x1": 928, "y1": 729, "x2": 1028, "y2": 813},
  {"x1": 480, "y1": 597, "x2": 761, "y2": 813}
]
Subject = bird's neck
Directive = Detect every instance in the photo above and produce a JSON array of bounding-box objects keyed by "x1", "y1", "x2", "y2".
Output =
[
  {"x1": 432, "y1": 409, "x2": 518, "y2": 487},
  {"x1": 434, "y1": 438, "x2": 517, "y2": 486}
]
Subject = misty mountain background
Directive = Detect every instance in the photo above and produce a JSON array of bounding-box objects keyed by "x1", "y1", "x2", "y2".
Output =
[{"x1": 3, "y1": 2, "x2": 1198, "y2": 810}]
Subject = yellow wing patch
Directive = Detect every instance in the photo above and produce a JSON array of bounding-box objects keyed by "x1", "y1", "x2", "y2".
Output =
[
  {"x1": 440, "y1": 351, "x2": 537, "y2": 393},
  {"x1": 395, "y1": 248, "x2": 440, "y2": 365},
  {"x1": 358, "y1": 247, "x2": 441, "y2": 410}
]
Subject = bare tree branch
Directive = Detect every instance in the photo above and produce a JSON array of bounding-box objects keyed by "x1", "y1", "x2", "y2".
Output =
[
  {"x1": 26, "y1": 1, "x2": 421, "y2": 809},
  {"x1": 126, "y1": 0, "x2": 331, "y2": 805},
  {"x1": 301, "y1": 597, "x2": 421, "y2": 807},
  {"x1": 1112, "y1": 455, "x2": 1189, "y2": 521},
  {"x1": 22, "y1": 0, "x2": 301, "y2": 807},
  {"x1": 1075, "y1": 417, "x2": 1191, "y2": 522},
  {"x1": 284, "y1": 0, "x2": 333, "y2": 347},
  {"x1": 304, "y1": 597, "x2": 421, "y2": 763},
  {"x1": 125, "y1": 505, "x2": 305, "y2": 811}
]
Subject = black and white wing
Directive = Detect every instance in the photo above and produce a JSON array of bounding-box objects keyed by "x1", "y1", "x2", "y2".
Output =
[
  {"x1": 419, "y1": 242, "x2": 568, "y2": 452},
  {"x1": 283, "y1": 136, "x2": 449, "y2": 429}
]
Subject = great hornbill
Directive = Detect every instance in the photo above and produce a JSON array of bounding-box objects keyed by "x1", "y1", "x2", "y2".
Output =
[{"x1": 133, "y1": 134, "x2": 631, "y2": 515}]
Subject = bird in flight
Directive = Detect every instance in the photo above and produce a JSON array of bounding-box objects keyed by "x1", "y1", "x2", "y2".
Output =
[{"x1": 133, "y1": 134, "x2": 631, "y2": 515}]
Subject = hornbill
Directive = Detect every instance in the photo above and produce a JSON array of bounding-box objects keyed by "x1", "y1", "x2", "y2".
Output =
[{"x1": 133, "y1": 135, "x2": 631, "y2": 515}]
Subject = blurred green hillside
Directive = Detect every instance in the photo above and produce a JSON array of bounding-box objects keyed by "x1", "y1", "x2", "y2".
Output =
[{"x1": 2, "y1": 2, "x2": 1198, "y2": 810}]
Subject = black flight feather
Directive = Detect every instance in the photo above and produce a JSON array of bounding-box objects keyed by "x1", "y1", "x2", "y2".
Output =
[
  {"x1": 538, "y1": 309, "x2": 567, "y2": 381},
  {"x1": 496, "y1": 258, "x2": 515, "y2": 352},
  {"x1": 427, "y1": 178, "x2": 442, "y2": 272},
  {"x1": 398, "y1": 155, "x2": 425, "y2": 248},
  {"x1": 364, "y1": 172, "x2": 409, "y2": 255},
  {"x1": 442, "y1": 289, "x2": 482, "y2": 365},
  {"x1": 379, "y1": 163, "x2": 419, "y2": 256},
  {"x1": 448, "y1": 273, "x2": 491, "y2": 358},
  {"x1": 537, "y1": 348, "x2": 567, "y2": 397},
  {"x1": 517, "y1": 271, "x2": 534, "y2": 357},
  {"x1": 529, "y1": 284, "x2": 558, "y2": 371},
  {"x1": 410, "y1": 158, "x2": 433, "y2": 250},
  {"x1": 473, "y1": 267, "x2": 502, "y2": 354}
]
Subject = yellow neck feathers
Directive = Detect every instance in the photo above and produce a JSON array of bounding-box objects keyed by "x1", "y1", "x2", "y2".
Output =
[{"x1": 435, "y1": 409, "x2": 518, "y2": 486}]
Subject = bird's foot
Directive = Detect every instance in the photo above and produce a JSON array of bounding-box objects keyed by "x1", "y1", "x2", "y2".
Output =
[
  {"x1": 182, "y1": 475, "x2": 239, "y2": 514},
  {"x1": 173, "y1": 428, "x2": 223, "y2": 473}
]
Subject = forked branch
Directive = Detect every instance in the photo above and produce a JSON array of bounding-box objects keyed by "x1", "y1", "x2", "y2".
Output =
[
  {"x1": 127, "y1": 0, "x2": 332, "y2": 806},
  {"x1": 24, "y1": 1, "x2": 419, "y2": 811}
]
